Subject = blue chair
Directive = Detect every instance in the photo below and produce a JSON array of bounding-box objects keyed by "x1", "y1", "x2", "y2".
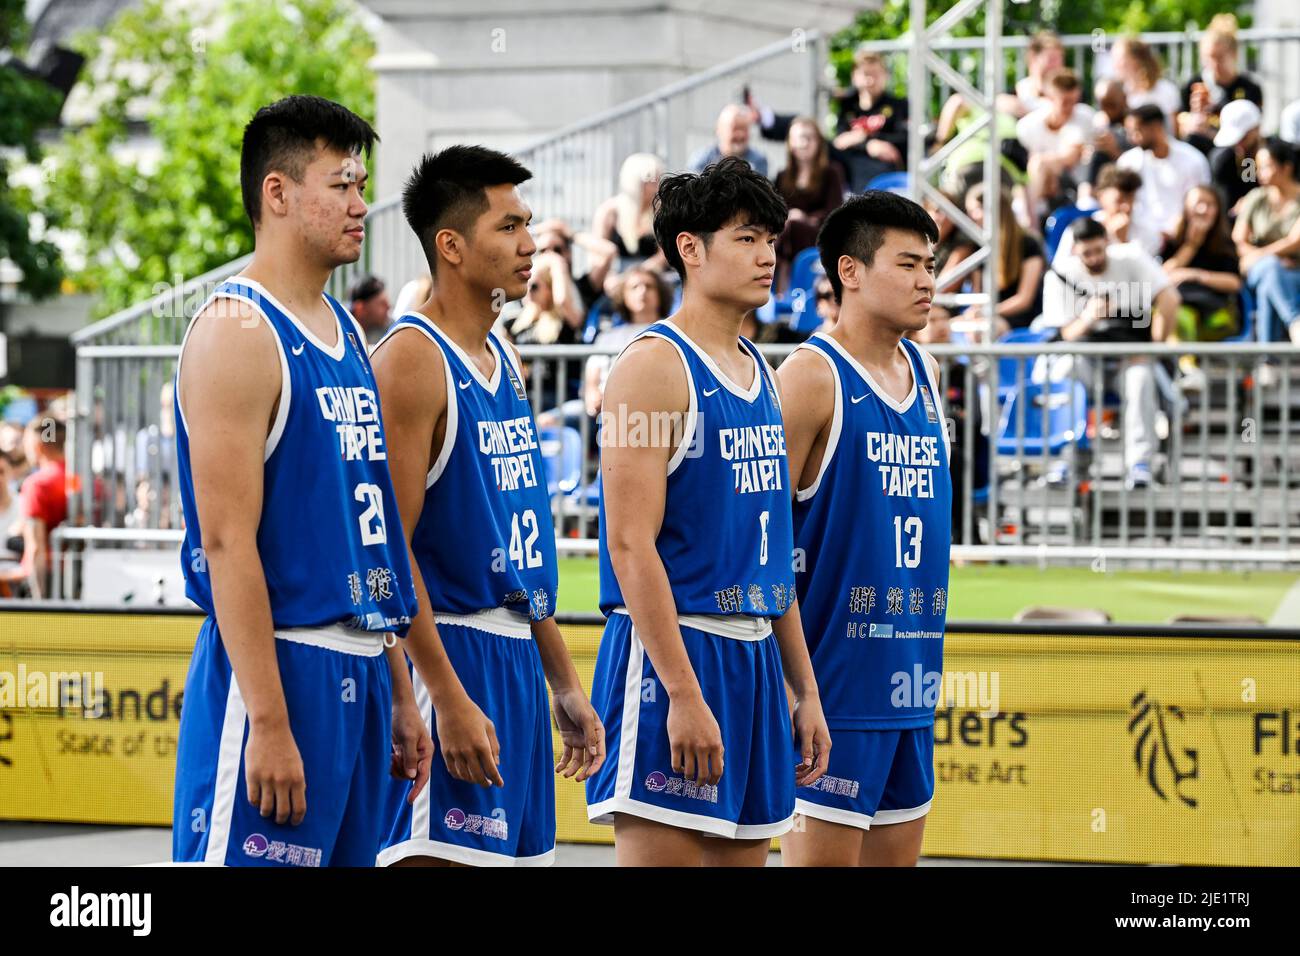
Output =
[
  {"x1": 1043, "y1": 205, "x2": 1093, "y2": 262},
  {"x1": 995, "y1": 327, "x2": 1055, "y2": 405},
  {"x1": 996, "y1": 379, "x2": 1089, "y2": 457},
  {"x1": 538, "y1": 426, "x2": 583, "y2": 496},
  {"x1": 581, "y1": 296, "x2": 615, "y2": 344},
  {"x1": 768, "y1": 246, "x2": 824, "y2": 329},
  {"x1": 865, "y1": 171, "x2": 910, "y2": 194}
]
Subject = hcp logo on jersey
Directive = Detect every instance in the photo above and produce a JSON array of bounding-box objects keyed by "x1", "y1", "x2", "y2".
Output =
[
  {"x1": 919, "y1": 385, "x2": 939, "y2": 423},
  {"x1": 505, "y1": 360, "x2": 527, "y2": 401},
  {"x1": 869, "y1": 622, "x2": 894, "y2": 638},
  {"x1": 242, "y1": 833, "x2": 269, "y2": 858},
  {"x1": 444, "y1": 808, "x2": 468, "y2": 831}
]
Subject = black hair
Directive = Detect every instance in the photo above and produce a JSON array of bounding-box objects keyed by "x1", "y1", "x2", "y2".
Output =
[
  {"x1": 816, "y1": 190, "x2": 939, "y2": 302},
  {"x1": 652, "y1": 156, "x2": 787, "y2": 281},
  {"x1": 402, "y1": 145, "x2": 532, "y2": 274},
  {"x1": 1125, "y1": 104, "x2": 1165, "y2": 127},
  {"x1": 1071, "y1": 216, "x2": 1107, "y2": 243},
  {"x1": 348, "y1": 274, "x2": 385, "y2": 304},
  {"x1": 1261, "y1": 136, "x2": 1297, "y2": 174},
  {"x1": 240, "y1": 95, "x2": 377, "y2": 228}
]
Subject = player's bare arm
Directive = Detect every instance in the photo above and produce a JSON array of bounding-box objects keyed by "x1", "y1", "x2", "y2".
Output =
[
  {"x1": 531, "y1": 616, "x2": 606, "y2": 781},
  {"x1": 601, "y1": 335, "x2": 724, "y2": 788},
  {"x1": 776, "y1": 346, "x2": 836, "y2": 497},
  {"x1": 180, "y1": 298, "x2": 305, "y2": 827},
  {"x1": 371, "y1": 326, "x2": 504, "y2": 788}
]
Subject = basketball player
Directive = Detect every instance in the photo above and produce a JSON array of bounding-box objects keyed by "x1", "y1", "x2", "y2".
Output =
[
  {"x1": 172, "y1": 95, "x2": 432, "y2": 867},
  {"x1": 584, "y1": 157, "x2": 831, "y2": 867},
  {"x1": 372, "y1": 146, "x2": 605, "y2": 868},
  {"x1": 778, "y1": 191, "x2": 951, "y2": 867}
]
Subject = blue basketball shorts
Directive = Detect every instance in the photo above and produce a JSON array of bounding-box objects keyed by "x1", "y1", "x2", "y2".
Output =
[
  {"x1": 172, "y1": 617, "x2": 393, "y2": 867},
  {"x1": 794, "y1": 725, "x2": 935, "y2": 831},
  {"x1": 378, "y1": 610, "x2": 555, "y2": 867},
  {"x1": 585, "y1": 610, "x2": 795, "y2": 840}
]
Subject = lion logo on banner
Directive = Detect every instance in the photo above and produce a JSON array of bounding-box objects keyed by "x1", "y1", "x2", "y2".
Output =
[{"x1": 1128, "y1": 690, "x2": 1199, "y2": 808}]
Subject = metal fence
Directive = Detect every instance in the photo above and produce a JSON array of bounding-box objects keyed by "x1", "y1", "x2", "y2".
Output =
[{"x1": 49, "y1": 340, "x2": 1300, "y2": 603}]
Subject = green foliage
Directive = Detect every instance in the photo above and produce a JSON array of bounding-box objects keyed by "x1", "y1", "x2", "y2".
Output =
[
  {"x1": 49, "y1": 0, "x2": 375, "y2": 318},
  {"x1": 0, "y1": 0, "x2": 64, "y2": 301}
]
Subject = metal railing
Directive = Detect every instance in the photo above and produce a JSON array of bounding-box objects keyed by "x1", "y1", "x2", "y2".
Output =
[{"x1": 49, "y1": 340, "x2": 1300, "y2": 603}]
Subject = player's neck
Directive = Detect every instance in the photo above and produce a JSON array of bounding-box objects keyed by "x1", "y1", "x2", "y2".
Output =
[
  {"x1": 672, "y1": 295, "x2": 751, "y2": 357},
  {"x1": 240, "y1": 247, "x2": 332, "y2": 319},
  {"x1": 828, "y1": 309, "x2": 906, "y2": 370},
  {"x1": 420, "y1": 282, "x2": 499, "y2": 363}
]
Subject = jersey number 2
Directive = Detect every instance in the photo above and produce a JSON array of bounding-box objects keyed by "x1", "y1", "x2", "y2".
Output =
[{"x1": 510, "y1": 510, "x2": 543, "y2": 570}]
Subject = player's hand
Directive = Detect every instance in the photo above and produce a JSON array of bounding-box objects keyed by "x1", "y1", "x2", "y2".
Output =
[
  {"x1": 434, "y1": 692, "x2": 504, "y2": 788},
  {"x1": 792, "y1": 692, "x2": 831, "y2": 788},
  {"x1": 245, "y1": 719, "x2": 307, "y2": 826},
  {"x1": 667, "y1": 691, "x2": 724, "y2": 788},
  {"x1": 552, "y1": 687, "x2": 606, "y2": 782},
  {"x1": 390, "y1": 698, "x2": 434, "y2": 803}
]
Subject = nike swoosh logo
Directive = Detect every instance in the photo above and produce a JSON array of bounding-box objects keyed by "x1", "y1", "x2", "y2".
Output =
[
  {"x1": 702, "y1": 386, "x2": 721, "y2": 397},
  {"x1": 851, "y1": 394, "x2": 868, "y2": 404},
  {"x1": 291, "y1": 343, "x2": 305, "y2": 356},
  {"x1": 458, "y1": 379, "x2": 472, "y2": 389}
]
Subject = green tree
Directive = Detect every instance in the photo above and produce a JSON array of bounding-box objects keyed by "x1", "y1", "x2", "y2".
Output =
[
  {"x1": 0, "y1": 0, "x2": 64, "y2": 301},
  {"x1": 50, "y1": 0, "x2": 375, "y2": 318}
]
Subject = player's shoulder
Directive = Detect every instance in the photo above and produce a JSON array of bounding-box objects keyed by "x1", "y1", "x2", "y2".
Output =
[
  {"x1": 777, "y1": 337, "x2": 837, "y2": 391},
  {"x1": 602, "y1": 330, "x2": 687, "y2": 410}
]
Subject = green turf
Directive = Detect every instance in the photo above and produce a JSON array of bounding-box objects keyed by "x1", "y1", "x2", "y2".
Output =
[{"x1": 556, "y1": 557, "x2": 1298, "y2": 625}]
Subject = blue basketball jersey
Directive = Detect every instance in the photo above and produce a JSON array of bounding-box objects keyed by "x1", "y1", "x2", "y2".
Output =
[
  {"x1": 175, "y1": 278, "x2": 416, "y2": 633},
  {"x1": 376, "y1": 313, "x2": 559, "y2": 621},
  {"x1": 792, "y1": 333, "x2": 951, "y2": 729},
  {"x1": 598, "y1": 320, "x2": 795, "y2": 619}
]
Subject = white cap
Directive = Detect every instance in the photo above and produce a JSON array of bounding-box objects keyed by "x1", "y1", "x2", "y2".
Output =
[{"x1": 1214, "y1": 99, "x2": 1262, "y2": 148}]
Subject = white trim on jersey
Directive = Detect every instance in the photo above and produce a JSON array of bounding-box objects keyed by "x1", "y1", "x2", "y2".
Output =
[
  {"x1": 635, "y1": 331, "x2": 698, "y2": 478},
  {"x1": 202, "y1": 676, "x2": 249, "y2": 864},
  {"x1": 274, "y1": 624, "x2": 385, "y2": 656},
  {"x1": 231, "y1": 276, "x2": 346, "y2": 362},
  {"x1": 433, "y1": 607, "x2": 532, "y2": 640},
  {"x1": 794, "y1": 796, "x2": 931, "y2": 831},
  {"x1": 491, "y1": 328, "x2": 527, "y2": 384},
  {"x1": 792, "y1": 341, "x2": 843, "y2": 504},
  {"x1": 369, "y1": 319, "x2": 459, "y2": 488},
  {"x1": 659, "y1": 319, "x2": 762, "y2": 402},
  {"x1": 815, "y1": 332, "x2": 918, "y2": 414},
  {"x1": 913, "y1": 343, "x2": 951, "y2": 466},
  {"x1": 175, "y1": 288, "x2": 293, "y2": 462},
  {"x1": 402, "y1": 311, "x2": 502, "y2": 394},
  {"x1": 872, "y1": 800, "x2": 933, "y2": 825},
  {"x1": 609, "y1": 606, "x2": 772, "y2": 641}
]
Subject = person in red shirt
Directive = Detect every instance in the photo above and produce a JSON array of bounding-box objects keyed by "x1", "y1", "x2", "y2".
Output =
[{"x1": 19, "y1": 415, "x2": 67, "y2": 598}]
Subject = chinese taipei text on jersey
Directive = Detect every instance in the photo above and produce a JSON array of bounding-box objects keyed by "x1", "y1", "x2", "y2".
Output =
[
  {"x1": 586, "y1": 320, "x2": 798, "y2": 839},
  {"x1": 791, "y1": 332, "x2": 951, "y2": 830},
  {"x1": 375, "y1": 313, "x2": 560, "y2": 867},
  {"x1": 172, "y1": 277, "x2": 417, "y2": 867}
]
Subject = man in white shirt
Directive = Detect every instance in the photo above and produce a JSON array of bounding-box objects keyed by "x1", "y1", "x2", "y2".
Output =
[
  {"x1": 1118, "y1": 105, "x2": 1210, "y2": 241},
  {"x1": 1053, "y1": 164, "x2": 1163, "y2": 263},
  {"x1": 1017, "y1": 68, "x2": 1096, "y2": 223},
  {"x1": 1035, "y1": 217, "x2": 1180, "y2": 488}
]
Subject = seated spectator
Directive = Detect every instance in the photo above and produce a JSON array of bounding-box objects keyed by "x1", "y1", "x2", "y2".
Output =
[
  {"x1": 924, "y1": 190, "x2": 966, "y2": 280},
  {"x1": 1055, "y1": 164, "x2": 1162, "y2": 262},
  {"x1": 532, "y1": 218, "x2": 619, "y2": 311},
  {"x1": 0, "y1": 454, "x2": 22, "y2": 554},
  {"x1": 18, "y1": 415, "x2": 68, "y2": 598},
  {"x1": 1017, "y1": 68, "x2": 1096, "y2": 223},
  {"x1": 1233, "y1": 137, "x2": 1300, "y2": 343},
  {"x1": 948, "y1": 182, "x2": 1045, "y2": 334},
  {"x1": 1119, "y1": 105, "x2": 1211, "y2": 241},
  {"x1": 812, "y1": 275, "x2": 839, "y2": 333},
  {"x1": 936, "y1": 100, "x2": 1026, "y2": 204},
  {"x1": 1036, "y1": 217, "x2": 1179, "y2": 488},
  {"x1": 1177, "y1": 14, "x2": 1264, "y2": 151},
  {"x1": 347, "y1": 274, "x2": 391, "y2": 345},
  {"x1": 582, "y1": 266, "x2": 672, "y2": 418},
  {"x1": 831, "y1": 50, "x2": 909, "y2": 191},
  {"x1": 1282, "y1": 98, "x2": 1300, "y2": 146},
  {"x1": 1083, "y1": 78, "x2": 1131, "y2": 196},
  {"x1": 773, "y1": 117, "x2": 846, "y2": 288},
  {"x1": 1161, "y1": 185, "x2": 1242, "y2": 383},
  {"x1": 593, "y1": 153, "x2": 667, "y2": 274},
  {"x1": 508, "y1": 252, "x2": 584, "y2": 346},
  {"x1": 391, "y1": 273, "x2": 432, "y2": 320},
  {"x1": 1002, "y1": 31, "x2": 1065, "y2": 118},
  {"x1": 1110, "y1": 38, "x2": 1181, "y2": 129},
  {"x1": 688, "y1": 105, "x2": 768, "y2": 177},
  {"x1": 1209, "y1": 99, "x2": 1262, "y2": 213}
]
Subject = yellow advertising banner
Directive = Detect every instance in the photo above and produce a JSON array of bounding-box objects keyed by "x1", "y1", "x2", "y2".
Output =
[{"x1": 2, "y1": 611, "x2": 1298, "y2": 865}]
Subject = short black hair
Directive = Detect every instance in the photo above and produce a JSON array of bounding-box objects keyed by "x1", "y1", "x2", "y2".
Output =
[
  {"x1": 1126, "y1": 104, "x2": 1165, "y2": 127},
  {"x1": 402, "y1": 145, "x2": 532, "y2": 274},
  {"x1": 816, "y1": 191, "x2": 939, "y2": 302},
  {"x1": 652, "y1": 156, "x2": 787, "y2": 281},
  {"x1": 241, "y1": 95, "x2": 377, "y2": 227},
  {"x1": 1071, "y1": 216, "x2": 1107, "y2": 243},
  {"x1": 1261, "y1": 136, "x2": 1297, "y2": 173},
  {"x1": 348, "y1": 274, "x2": 385, "y2": 304}
]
